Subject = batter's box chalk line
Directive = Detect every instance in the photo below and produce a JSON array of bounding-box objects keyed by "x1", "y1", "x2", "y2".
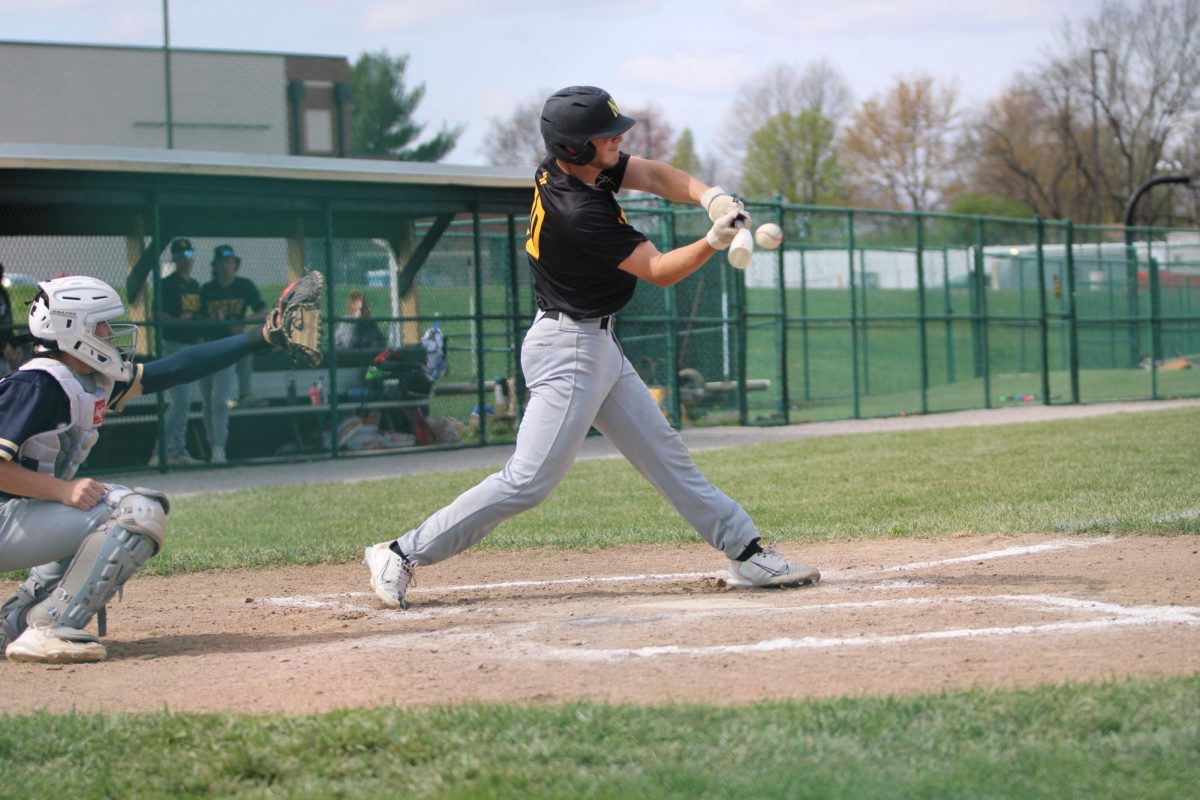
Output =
[
  {"x1": 265, "y1": 537, "x2": 1115, "y2": 611},
  {"x1": 524, "y1": 594, "x2": 1200, "y2": 662},
  {"x1": 251, "y1": 536, "x2": 1200, "y2": 662}
]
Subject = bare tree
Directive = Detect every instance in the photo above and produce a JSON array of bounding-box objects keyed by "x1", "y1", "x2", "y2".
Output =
[
  {"x1": 486, "y1": 93, "x2": 675, "y2": 166},
  {"x1": 620, "y1": 104, "x2": 675, "y2": 161},
  {"x1": 1173, "y1": 117, "x2": 1200, "y2": 223},
  {"x1": 484, "y1": 90, "x2": 551, "y2": 168},
  {"x1": 721, "y1": 60, "x2": 854, "y2": 185},
  {"x1": 969, "y1": 0, "x2": 1200, "y2": 224},
  {"x1": 966, "y1": 77, "x2": 1089, "y2": 220},
  {"x1": 840, "y1": 73, "x2": 961, "y2": 211}
]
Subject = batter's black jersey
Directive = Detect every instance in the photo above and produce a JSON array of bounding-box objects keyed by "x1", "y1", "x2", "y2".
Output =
[{"x1": 525, "y1": 153, "x2": 647, "y2": 319}]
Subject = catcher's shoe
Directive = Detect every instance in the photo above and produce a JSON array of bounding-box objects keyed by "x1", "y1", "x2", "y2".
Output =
[
  {"x1": 6, "y1": 624, "x2": 107, "y2": 664},
  {"x1": 363, "y1": 542, "x2": 416, "y2": 610},
  {"x1": 726, "y1": 546, "x2": 820, "y2": 588},
  {"x1": 0, "y1": 594, "x2": 29, "y2": 651}
]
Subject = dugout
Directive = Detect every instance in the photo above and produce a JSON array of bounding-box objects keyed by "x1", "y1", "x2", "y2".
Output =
[{"x1": 0, "y1": 143, "x2": 537, "y2": 471}]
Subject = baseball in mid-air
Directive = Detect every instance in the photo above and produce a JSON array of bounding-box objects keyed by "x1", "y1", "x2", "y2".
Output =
[{"x1": 755, "y1": 223, "x2": 784, "y2": 250}]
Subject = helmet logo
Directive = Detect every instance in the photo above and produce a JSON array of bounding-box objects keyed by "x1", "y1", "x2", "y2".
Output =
[{"x1": 607, "y1": 98, "x2": 620, "y2": 117}]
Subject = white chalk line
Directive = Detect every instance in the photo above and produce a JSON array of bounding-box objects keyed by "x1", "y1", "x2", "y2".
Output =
[
  {"x1": 262, "y1": 538, "x2": 1112, "y2": 616},
  {"x1": 268, "y1": 538, "x2": 1111, "y2": 607},
  {"x1": 267, "y1": 592, "x2": 1200, "y2": 661},
  {"x1": 860, "y1": 537, "x2": 1116, "y2": 575},
  {"x1": 256, "y1": 536, "x2": 1196, "y2": 662},
  {"x1": 528, "y1": 606, "x2": 1200, "y2": 662}
]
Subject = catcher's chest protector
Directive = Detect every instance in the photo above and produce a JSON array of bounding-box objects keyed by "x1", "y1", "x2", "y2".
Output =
[{"x1": 16, "y1": 358, "x2": 112, "y2": 480}]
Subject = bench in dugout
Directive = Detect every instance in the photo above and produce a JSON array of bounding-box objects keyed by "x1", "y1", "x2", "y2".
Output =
[{"x1": 94, "y1": 345, "x2": 434, "y2": 467}]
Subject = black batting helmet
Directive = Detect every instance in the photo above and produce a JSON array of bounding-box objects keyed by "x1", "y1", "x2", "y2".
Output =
[{"x1": 540, "y1": 86, "x2": 636, "y2": 165}]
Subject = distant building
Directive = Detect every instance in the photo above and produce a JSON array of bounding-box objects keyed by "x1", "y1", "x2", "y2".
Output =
[{"x1": 0, "y1": 40, "x2": 351, "y2": 157}]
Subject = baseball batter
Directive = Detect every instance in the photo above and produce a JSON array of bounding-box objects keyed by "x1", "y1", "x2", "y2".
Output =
[
  {"x1": 0, "y1": 272, "x2": 321, "y2": 663},
  {"x1": 364, "y1": 86, "x2": 820, "y2": 608}
]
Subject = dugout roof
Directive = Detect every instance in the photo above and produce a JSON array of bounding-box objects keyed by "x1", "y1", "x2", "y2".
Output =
[{"x1": 0, "y1": 143, "x2": 533, "y2": 241}]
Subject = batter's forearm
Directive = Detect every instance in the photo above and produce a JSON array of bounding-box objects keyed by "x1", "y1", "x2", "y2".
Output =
[
  {"x1": 625, "y1": 157, "x2": 708, "y2": 204},
  {"x1": 641, "y1": 239, "x2": 718, "y2": 287}
]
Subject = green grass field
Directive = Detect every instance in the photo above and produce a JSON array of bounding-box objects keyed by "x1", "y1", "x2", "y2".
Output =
[
  {"x1": 3, "y1": 677, "x2": 1198, "y2": 799},
  {"x1": 3, "y1": 407, "x2": 1198, "y2": 798}
]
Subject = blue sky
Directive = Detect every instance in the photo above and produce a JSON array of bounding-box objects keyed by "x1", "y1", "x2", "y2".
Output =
[{"x1": 1, "y1": 0, "x2": 1104, "y2": 166}]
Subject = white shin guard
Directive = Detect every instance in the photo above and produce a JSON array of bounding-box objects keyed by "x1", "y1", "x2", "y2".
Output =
[{"x1": 26, "y1": 489, "x2": 167, "y2": 632}]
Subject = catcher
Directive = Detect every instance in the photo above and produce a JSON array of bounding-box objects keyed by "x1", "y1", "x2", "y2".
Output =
[{"x1": 0, "y1": 270, "x2": 322, "y2": 663}]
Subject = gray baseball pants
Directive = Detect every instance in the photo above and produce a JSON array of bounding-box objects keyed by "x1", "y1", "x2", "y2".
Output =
[
  {"x1": 0, "y1": 493, "x2": 115, "y2": 573},
  {"x1": 395, "y1": 312, "x2": 760, "y2": 565}
]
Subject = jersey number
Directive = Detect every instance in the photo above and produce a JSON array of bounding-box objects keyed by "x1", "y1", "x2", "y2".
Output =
[{"x1": 525, "y1": 183, "x2": 545, "y2": 260}]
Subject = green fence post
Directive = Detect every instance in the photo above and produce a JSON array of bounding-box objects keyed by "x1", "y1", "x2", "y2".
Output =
[
  {"x1": 942, "y1": 246, "x2": 955, "y2": 385},
  {"x1": 473, "y1": 210, "x2": 487, "y2": 444},
  {"x1": 665, "y1": 209, "x2": 682, "y2": 428},
  {"x1": 323, "y1": 199, "x2": 339, "y2": 459},
  {"x1": 776, "y1": 203, "x2": 789, "y2": 424},
  {"x1": 148, "y1": 191, "x2": 168, "y2": 472},
  {"x1": 1018, "y1": 251, "x2": 1028, "y2": 374},
  {"x1": 1035, "y1": 215, "x2": 1050, "y2": 404},
  {"x1": 507, "y1": 214, "x2": 525, "y2": 418},
  {"x1": 975, "y1": 218, "x2": 992, "y2": 408},
  {"x1": 1149, "y1": 251, "x2": 1162, "y2": 399},
  {"x1": 800, "y1": 247, "x2": 811, "y2": 402},
  {"x1": 859, "y1": 247, "x2": 871, "y2": 395},
  {"x1": 1124, "y1": 226, "x2": 1141, "y2": 368},
  {"x1": 915, "y1": 214, "x2": 928, "y2": 414},
  {"x1": 847, "y1": 210, "x2": 861, "y2": 419},
  {"x1": 1065, "y1": 220, "x2": 1080, "y2": 404},
  {"x1": 735, "y1": 253, "x2": 749, "y2": 425}
]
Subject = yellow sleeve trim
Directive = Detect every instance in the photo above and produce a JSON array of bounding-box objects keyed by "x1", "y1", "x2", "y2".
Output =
[{"x1": 110, "y1": 363, "x2": 145, "y2": 412}]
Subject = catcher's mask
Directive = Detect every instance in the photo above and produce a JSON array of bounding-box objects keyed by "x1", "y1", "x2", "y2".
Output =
[
  {"x1": 27, "y1": 276, "x2": 137, "y2": 380},
  {"x1": 540, "y1": 86, "x2": 636, "y2": 166}
]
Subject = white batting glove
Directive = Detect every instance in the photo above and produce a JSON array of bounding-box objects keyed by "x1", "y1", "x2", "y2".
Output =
[
  {"x1": 706, "y1": 208, "x2": 741, "y2": 250},
  {"x1": 700, "y1": 186, "x2": 751, "y2": 228}
]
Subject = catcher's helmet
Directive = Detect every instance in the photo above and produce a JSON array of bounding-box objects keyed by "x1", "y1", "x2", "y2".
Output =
[
  {"x1": 540, "y1": 86, "x2": 635, "y2": 165},
  {"x1": 27, "y1": 276, "x2": 137, "y2": 380}
]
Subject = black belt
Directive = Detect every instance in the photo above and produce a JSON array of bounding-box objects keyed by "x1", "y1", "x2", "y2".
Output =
[{"x1": 543, "y1": 310, "x2": 611, "y2": 330}]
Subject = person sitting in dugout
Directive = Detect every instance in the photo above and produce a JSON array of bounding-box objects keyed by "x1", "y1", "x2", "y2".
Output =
[{"x1": 0, "y1": 272, "x2": 320, "y2": 663}]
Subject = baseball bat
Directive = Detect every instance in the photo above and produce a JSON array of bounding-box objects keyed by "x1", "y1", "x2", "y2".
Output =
[{"x1": 727, "y1": 222, "x2": 754, "y2": 269}]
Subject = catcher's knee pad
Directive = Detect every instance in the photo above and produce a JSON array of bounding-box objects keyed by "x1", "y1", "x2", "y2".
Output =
[
  {"x1": 26, "y1": 490, "x2": 168, "y2": 631},
  {"x1": 104, "y1": 486, "x2": 170, "y2": 547}
]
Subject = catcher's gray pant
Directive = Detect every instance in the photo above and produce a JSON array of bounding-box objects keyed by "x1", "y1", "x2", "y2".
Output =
[
  {"x1": 0, "y1": 495, "x2": 114, "y2": 573},
  {"x1": 395, "y1": 312, "x2": 760, "y2": 566}
]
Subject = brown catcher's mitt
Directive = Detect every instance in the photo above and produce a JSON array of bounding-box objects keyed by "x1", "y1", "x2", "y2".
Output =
[{"x1": 263, "y1": 270, "x2": 325, "y2": 366}]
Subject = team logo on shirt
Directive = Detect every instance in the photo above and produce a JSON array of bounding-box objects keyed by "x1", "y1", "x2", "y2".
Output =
[{"x1": 93, "y1": 399, "x2": 106, "y2": 426}]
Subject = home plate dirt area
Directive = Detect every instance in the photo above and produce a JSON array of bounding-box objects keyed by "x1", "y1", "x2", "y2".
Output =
[{"x1": 3, "y1": 534, "x2": 1198, "y2": 714}]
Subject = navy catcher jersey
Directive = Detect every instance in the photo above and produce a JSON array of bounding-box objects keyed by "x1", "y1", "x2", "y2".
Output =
[{"x1": 525, "y1": 153, "x2": 647, "y2": 319}]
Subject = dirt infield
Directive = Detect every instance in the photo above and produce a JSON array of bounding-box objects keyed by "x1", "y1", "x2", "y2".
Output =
[{"x1": 3, "y1": 534, "x2": 1198, "y2": 714}]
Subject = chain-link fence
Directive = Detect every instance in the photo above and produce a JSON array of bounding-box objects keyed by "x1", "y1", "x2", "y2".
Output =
[{"x1": 2, "y1": 168, "x2": 1197, "y2": 474}]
